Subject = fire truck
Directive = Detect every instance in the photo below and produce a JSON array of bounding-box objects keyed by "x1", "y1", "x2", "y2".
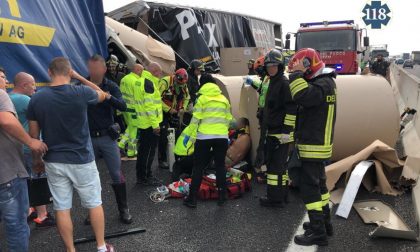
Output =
[{"x1": 285, "y1": 20, "x2": 369, "y2": 74}]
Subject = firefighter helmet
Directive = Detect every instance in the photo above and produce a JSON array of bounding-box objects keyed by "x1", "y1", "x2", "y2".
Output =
[
  {"x1": 288, "y1": 48, "x2": 325, "y2": 79},
  {"x1": 189, "y1": 59, "x2": 205, "y2": 72},
  {"x1": 264, "y1": 49, "x2": 284, "y2": 66},
  {"x1": 175, "y1": 68, "x2": 188, "y2": 84}
]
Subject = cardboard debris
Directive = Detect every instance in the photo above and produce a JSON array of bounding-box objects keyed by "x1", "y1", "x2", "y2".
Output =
[
  {"x1": 401, "y1": 156, "x2": 420, "y2": 185},
  {"x1": 330, "y1": 188, "x2": 344, "y2": 205},
  {"x1": 353, "y1": 200, "x2": 418, "y2": 241},
  {"x1": 336, "y1": 161, "x2": 374, "y2": 219},
  {"x1": 326, "y1": 140, "x2": 405, "y2": 195}
]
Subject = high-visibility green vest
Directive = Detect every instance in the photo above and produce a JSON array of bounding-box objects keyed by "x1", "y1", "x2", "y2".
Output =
[
  {"x1": 184, "y1": 83, "x2": 233, "y2": 138},
  {"x1": 174, "y1": 125, "x2": 196, "y2": 156},
  {"x1": 120, "y1": 72, "x2": 141, "y2": 125},
  {"x1": 132, "y1": 75, "x2": 163, "y2": 129},
  {"x1": 251, "y1": 75, "x2": 270, "y2": 108}
]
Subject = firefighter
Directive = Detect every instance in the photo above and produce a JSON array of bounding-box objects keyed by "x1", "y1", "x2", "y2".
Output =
[
  {"x1": 183, "y1": 74, "x2": 233, "y2": 208},
  {"x1": 244, "y1": 56, "x2": 270, "y2": 180},
  {"x1": 187, "y1": 59, "x2": 205, "y2": 105},
  {"x1": 259, "y1": 49, "x2": 297, "y2": 207},
  {"x1": 157, "y1": 68, "x2": 190, "y2": 169},
  {"x1": 288, "y1": 48, "x2": 337, "y2": 246},
  {"x1": 135, "y1": 63, "x2": 164, "y2": 185},
  {"x1": 118, "y1": 64, "x2": 143, "y2": 159}
]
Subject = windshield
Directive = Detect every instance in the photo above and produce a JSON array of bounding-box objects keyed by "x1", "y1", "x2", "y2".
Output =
[{"x1": 296, "y1": 29, "x2": 356, "y2": 51}]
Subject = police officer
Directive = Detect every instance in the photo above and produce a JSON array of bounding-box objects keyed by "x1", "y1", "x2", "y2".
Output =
[
  {"x1": 288, "y1": 48, "x2": 337, "y2": 246},
  {"x1": 86, "y1": 55, "x2": 132, "y2": 224},
  {"x1": 183, "y1": 74, "x2": 233, "y2": 208},
  {"x1": 158, "y1": 68, "x2": 190, "y2": 169},
  {"x1": 187, "y1": 59, "x2": 205, "y2": 105},
  {"x1": 259, "y1": 49, "x2": 297, "y2": 207},
  {"x1": 244, "y1": 56, "x2": 270, "y2": 179},
  {"x1": 134, "y1": 63, "x2": 163, "y2": 185}
]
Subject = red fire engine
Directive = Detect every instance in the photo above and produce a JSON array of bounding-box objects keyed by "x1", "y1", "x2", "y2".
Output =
[{"x1": 285, "y1": 20, "x2": 369, "y2": 74}]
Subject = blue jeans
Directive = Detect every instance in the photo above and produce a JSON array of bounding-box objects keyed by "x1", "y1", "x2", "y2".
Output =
[
  {"x1": 92, "y1": 135, "x2": 125, "y2": 184},
  {"x1": 0, "y1": 177, "x2": 30, "y2": 252}
]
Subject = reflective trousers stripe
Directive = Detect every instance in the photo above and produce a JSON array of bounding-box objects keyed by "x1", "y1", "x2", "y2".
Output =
[
  {"x1": 305, "y1": 201, "x2": 323, "y2": 211},
  {"x1": 267, "y1": 174, "x2": 278, "y2": 186},
  {"x1": 324, "y1": 104, "x2": 335, "y2": 145}
]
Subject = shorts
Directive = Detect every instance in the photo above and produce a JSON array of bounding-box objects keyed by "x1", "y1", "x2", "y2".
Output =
[{"x1": 44, "y1": 161, "x2": 102, "y2": 211}]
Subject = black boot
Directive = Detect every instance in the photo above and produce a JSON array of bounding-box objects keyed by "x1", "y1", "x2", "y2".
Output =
[
  {"x1": 294, "y1": 210, "x2": 328, "y2": 246},
  {"x1": 112, "y1": 183, "x2": 133, "y2": 224},
  {"x1": 217, "y1": 189, "x2": 227, "y2": 206},
  {"x1": 183, "y1": 193, "x2": 197, "y2": 208},
  {"x1": 302, "y1": 205, "x2": 333, "y2": 236}
]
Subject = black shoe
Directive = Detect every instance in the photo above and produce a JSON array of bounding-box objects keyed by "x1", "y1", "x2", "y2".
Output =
[
  {"x1": 119, "y1": 209, "x2": 133, "y2": 224},
  {"x1": 294, "y1": 211, "x2": 328, "y2": 246},
  {"x1": 34, "y1": 212, "x2": 56, "y2": 228},
  {"x1": 183, "y1": 195, "x2": 197, "y2": 208},
  {"x1": 112, "y1": 183, "x2": 133, "y2": 225},
  {"x1": 259, "y1": 197, "x2": 285, "y2": 208}
]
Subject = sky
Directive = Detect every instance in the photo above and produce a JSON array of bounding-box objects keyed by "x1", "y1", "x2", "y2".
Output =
[{"x1": 103, "y1": 0, "x2": 420, "y2": 56}]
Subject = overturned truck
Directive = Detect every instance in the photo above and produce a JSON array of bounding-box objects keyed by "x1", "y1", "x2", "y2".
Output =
[{"x1": 107, "y1": 0, "x2": 282, "y2": 75}]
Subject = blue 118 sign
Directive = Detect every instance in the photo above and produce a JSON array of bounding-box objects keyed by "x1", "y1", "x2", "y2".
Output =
[{"x1": 362, "y1": 1, "x2": 391, "y2": 29}]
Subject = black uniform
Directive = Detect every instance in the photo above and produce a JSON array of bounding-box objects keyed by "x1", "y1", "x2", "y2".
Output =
[
  {"x1": 262, "y1": 72, "x2": 296, "y2": 204},
  {"x1": 289, "y1": 70, "x2": 337, "y2": 243},
  {"x1": 370, "y1": 60, "x2": 390, "y2": 77},
  {"x1": 187, "y1": 71, "x2": 200, "y2": 105}
]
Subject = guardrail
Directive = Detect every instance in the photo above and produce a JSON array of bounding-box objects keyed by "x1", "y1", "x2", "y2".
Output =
[{"x1": 390, "y1": 64, "x2": 420, "y2": 158}]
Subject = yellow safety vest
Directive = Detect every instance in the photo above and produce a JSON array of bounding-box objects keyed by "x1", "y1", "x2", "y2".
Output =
[
  {"x1": 184, "y1": 83, "x2": 233, "y2": 138},
  {"x1": 120, "y1": 72, "x2": 141, "y2": 125},
  {"x1": 174, "y1": 125, "x2": 196, "y2": 156},
  {"x1": 132, "y1": 75, "x2": 163, "y2": 129}
]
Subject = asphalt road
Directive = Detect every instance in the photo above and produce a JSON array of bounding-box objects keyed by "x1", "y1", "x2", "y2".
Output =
[
  {"x1": 403, "y1": 64, "x2": 420, "y2": 79},
  {"x1": 1, "y1": 158, "x2": 420, "y2": 252}
]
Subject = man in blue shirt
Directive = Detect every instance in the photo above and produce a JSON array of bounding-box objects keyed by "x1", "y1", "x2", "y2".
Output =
[
  {"x1": 27, "y1": 57, "x2": 114, "y2": 252},
  {"x1": 9, "y1": 72, "x2": 56, "y2": 228}
]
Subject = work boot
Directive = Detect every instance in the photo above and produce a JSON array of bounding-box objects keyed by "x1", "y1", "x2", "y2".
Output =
[
  {"x1": 183, "y1": 194, "x2": 197, "y2": 208},
  {"x1": 259, "y1": 196, "x2": 285, "y2": 208},
  {"x1": 112, "y1": 183, "x2": 133, "y2": 224},
  {"x1": 303, "y1": 205, "x2": 333, "y2": 236},
  {"x1": 217, "y1": 189, "x2": 227, "y2": 206},
  {"x1": 294, "y1": 210, "x2": 328, "y2": 246}
]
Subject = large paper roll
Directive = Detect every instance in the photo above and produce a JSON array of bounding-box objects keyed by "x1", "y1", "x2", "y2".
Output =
[{"x1": 214, "y1": 74, "x2": 400, "y2": 162}]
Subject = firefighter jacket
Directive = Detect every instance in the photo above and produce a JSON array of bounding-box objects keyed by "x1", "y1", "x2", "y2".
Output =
[
  {"x1": 159, "y1": 75, "x2": 190, "y2": 113},
  {"x1": 289, "y1": 71, "x2": 337, "y2": 161},
  {"x1": 263, "y1": 72, "x2": 297, "y2": 140}
]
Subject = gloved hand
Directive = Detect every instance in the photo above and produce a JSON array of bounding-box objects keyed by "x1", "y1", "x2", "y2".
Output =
[
  {"x1": 277, "y1": 134, "x2": 291, "y2": 144},
  {"x1": 183, "y1": 136, "x2": 190, "y2": 147},
  {"x1": 244, "y1": 76, "x2": 253, "y2": 86}
]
